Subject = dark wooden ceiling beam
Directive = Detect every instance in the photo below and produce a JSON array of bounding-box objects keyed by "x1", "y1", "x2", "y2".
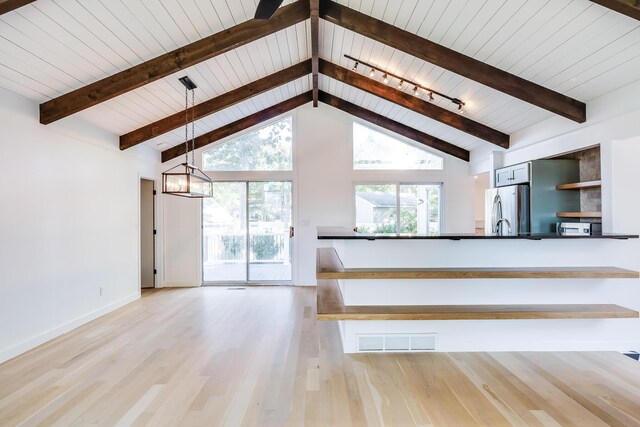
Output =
[
  {"x1": 320, "y1": 59, "x2": 509, "y2": 148},
  {"x1": 0, "y1": 0, "x2": 35, "y2": 15},
  {"x1": 121, "y1": 60, "x2": 311, "y2": 150},
  {"x1": 318, "y1": 91, "x2": 469, "y2": 161},
  {"x1": 162, "y1": 92, "x2": 313, "y2": 163},
  {"x1": 589, "y1": 0, "x2": 640, "y2": 20},
  {"x1": 39, "y1": 0, "x2": 310, "y2": 125},
  {"x1": 311, "y1": 0, "x2": 320, "y2": 107},
  {"x1": 319, "y1": 0, "x2": 586, "y2": 123}
]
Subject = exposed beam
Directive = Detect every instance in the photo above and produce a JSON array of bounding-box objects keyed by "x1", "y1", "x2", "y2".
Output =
[
  {"x1": 589, "y1": 0, "x2": 640, "y2": 20},
  {"x1": 319, "y1": 0, "x2": 586, "y2": 123},
  {"x1": 162, "y1": 92, "x2": 313, "y2": 163},
  {"x1": 311, "y1": 0, "x2": 320, "y2": 107},
  {"x1": 39, "y1": 1, "x2": 310, "y2": 125},
  {"x1": 121, "y1": 60, "x2": 311, "y2": 150},
  {"x1": 0, "y1": 0, "x2": 34, "y2": 15},
  {"x1": 318, "y1": 91, "x2": 469, "y2": 161},
  {"x1": 320, "y1": 60, "x2": 509, "y2": 148}
]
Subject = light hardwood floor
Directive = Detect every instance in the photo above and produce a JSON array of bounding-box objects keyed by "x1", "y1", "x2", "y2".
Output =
[{"x1": 1, "y1": 287, "x2": 640, "y2": 426}]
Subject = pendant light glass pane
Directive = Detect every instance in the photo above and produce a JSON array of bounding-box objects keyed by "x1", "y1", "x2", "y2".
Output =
[
  {"x1": 189, "y1": 175, "x2": 213, "y2": 197},
  {"x1": 164, "y1": 173, "x2": 189, "y2": 193}
]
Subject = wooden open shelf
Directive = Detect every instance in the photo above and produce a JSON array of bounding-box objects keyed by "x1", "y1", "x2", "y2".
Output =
[
  {"x1": 556, "y1": 180, "x2": 601, "y2": 190},
  {"x1": 316, "y1": 280, "x2": 639, "y2": 321},
  {"x1": 317, "y1": 248, "x2": 639, "y2": 279},
  {"x1": 556, "y1": 212, "x2": 602, "y2": 218}
]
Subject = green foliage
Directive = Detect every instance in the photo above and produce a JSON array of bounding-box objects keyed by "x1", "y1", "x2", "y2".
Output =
[
  {"x1": 251, "y1": 235, "x2": 283, "y2": 260},
  {"x1": 221, "y1": 235, "x2": 244, "y2": 260},
  {"x1": 202, "y1": 117, "x2": 292, "y2": 171}
]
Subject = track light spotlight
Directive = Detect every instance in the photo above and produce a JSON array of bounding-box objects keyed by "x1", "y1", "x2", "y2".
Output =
[
  {"x1": 412, "y1": 85, "x2": 419, "y2": 96},
  {"x1": 428, "y1": 91, "x2": 434, "y2": 102},
  {"x1": 382, "y1": 73, "x2": 388, "y2": 84},
  {"x1": 369, "y1": 68, "x2": 375, "y2": 77},
  {"x1": 457, "y1": 103, "x2": 464, "y2": 114},
  {"x1": 398, "y1": 80, "x2": 404, "y2": 90},
  {"x1": 352, "y1": 61, "x2": 359, "y2": 72}
]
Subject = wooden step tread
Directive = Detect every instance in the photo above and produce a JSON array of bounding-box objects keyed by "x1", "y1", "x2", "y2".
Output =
[
  {"x1": 556, "y1": 180, "x2": 601, "y2": 190},
  {"x1": 316, "y1": 280, "x2": 639, "y2": 321},
  {"x1": 557, "y1": 212, "x2": 602, "y2": 218},
  {"x1": 316, "y1": 248, "x2": 639, "y2": 279}
]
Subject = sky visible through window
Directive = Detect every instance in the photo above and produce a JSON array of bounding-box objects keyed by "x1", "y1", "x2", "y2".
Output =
[{"x1": 353, "y1": 122, "x2": 443, "y2": 170}]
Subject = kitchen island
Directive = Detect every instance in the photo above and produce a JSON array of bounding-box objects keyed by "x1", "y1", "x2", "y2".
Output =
[{"x1": 316, "y1": 227, "x2": 640, "y2": 353}]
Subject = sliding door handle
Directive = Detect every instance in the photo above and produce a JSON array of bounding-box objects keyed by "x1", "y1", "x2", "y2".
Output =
[{"x1": 289, "y1": 226, "x2": 294, "y2": 238}]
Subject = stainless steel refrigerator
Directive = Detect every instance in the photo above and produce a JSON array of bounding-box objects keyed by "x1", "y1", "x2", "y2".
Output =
[{"x1": 485, "y1": 185, "x2": 530, "y2": 235}]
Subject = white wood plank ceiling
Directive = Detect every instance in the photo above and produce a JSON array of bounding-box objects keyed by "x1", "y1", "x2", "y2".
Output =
[{"x1": 0, "y1": 0, "x2": 638, "y2": 155}]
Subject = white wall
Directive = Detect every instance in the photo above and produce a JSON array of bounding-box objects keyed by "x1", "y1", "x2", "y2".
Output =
[
  {"x1": 160, "y1": 102, "x2": 475, "y2": 286},
  {"x1": 473, "y1": 172, "x2": 489, "y2": 229},
  {"x1": 0, "y1": 88, "x2": 160, "y2": 363}
]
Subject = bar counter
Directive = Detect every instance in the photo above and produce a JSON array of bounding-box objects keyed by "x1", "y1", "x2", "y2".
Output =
[{"x1": 317, "y1": 226, "x2": 638, "y2": 240}]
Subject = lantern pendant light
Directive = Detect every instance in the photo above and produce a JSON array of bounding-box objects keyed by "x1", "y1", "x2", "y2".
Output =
[{"x1": 162, "y1": 76, "x2": 213, "y2": 198}]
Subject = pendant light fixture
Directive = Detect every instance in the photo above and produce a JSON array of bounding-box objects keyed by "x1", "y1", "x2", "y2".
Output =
[{"x1": 161, "y1": 76, "x2": 213, "y2": 198}]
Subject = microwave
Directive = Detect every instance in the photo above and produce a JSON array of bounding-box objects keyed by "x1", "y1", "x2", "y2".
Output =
[{"x1": 557, "y1": 222, "x2": 591, "y2": 235}]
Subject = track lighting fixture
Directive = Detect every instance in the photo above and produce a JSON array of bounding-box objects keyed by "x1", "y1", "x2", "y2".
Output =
[{"x1": 345, "y1": 54, "x2": 465, "y2": 112}]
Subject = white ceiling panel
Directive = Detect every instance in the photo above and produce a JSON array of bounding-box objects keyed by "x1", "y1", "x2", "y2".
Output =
[
  {"x1": 0, "y1": 0, "x2": 638, "y2": 158},
  {"x1": 143, "y1": 75, "x2": 312, "y2": 151},
  {"x1": 322, "y1": 22, "x2": 556, "y2": 136},
  {"x1": 320, "y1": 75, "x2": 486, "y2": 152},
  {"x1": 72, "y1": 22, "x2": 310, "y2": 134}
]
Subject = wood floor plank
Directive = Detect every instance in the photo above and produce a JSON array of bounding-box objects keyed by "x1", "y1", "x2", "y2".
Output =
[{"x1": 0, "y1": 287, "x2": 639, "y2": 426}]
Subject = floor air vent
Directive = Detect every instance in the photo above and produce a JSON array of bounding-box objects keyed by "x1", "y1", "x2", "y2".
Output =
[{"x1": 357, "y1": 334, "x2": 437, "y2": 353}]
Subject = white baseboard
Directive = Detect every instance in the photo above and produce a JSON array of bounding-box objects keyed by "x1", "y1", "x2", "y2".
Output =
[
  {"x1": 158, "y1": 282, "x2": 200, "y2": 288},
  {"x1": 0, "y1": 292, "x2": 140, "y2": 365}
]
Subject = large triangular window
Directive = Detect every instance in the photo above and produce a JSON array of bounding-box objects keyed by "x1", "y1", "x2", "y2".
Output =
[
  {"x1": 202, "y1": 117, "x2": 293, "y2": 171},
  {"x1": 353, "y1": 122, "x2": 443, "y2": 170}
]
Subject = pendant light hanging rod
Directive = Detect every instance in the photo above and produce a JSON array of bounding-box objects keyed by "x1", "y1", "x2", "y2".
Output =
[
  {"x1": 161, "y1": 76, "x2": 213, "y2": 198},
  {"x1": 178, "y1": 76, "x2": 198, "y2": 166},
  {"x1": 344, "y1": 54, "x2": 465, "y2": 110},
  {"x1": 191, "y1": 88, "x2": 196, "y2": 166}
]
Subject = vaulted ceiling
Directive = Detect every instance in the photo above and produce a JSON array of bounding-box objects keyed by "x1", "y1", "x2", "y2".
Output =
[{"x1": 1, "y1": 0, "x2": 639, "y2": 162}]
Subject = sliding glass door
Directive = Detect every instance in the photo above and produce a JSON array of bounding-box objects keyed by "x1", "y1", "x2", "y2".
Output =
[{"x1": 203, "y1": 181, "x2": 292, "y2": 283}]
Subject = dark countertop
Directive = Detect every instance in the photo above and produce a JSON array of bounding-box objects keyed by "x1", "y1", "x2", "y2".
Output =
[{"x1": 317, "y1": 227, "x2": 639, "y2": 241}]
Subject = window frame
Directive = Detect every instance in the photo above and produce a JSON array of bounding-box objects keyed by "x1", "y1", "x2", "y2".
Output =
[
  {"x1": 353, "y1": 181, "x2": 443, "y2": 235},
  {"x1": 198, "y1": 111, "x2": 298, "y2": 285}
]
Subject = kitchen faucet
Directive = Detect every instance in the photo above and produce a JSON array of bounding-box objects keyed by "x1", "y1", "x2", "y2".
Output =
[{"x1": 495, "y1": 218, "x2": 512, "y2": 236}]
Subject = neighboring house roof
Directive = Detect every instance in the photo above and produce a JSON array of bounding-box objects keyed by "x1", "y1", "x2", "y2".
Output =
[{"x1": 356, "y1": 192, "x2": 417, "y2": 208}]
